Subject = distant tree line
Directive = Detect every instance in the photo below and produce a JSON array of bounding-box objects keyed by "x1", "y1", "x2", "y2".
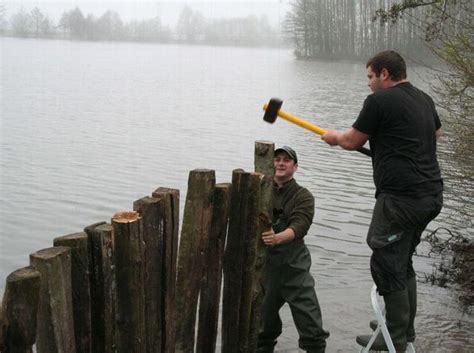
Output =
[
  {"x1": 283, "y1": 0, "x2": 432, "y2": 60},
  {"x1": 176, "y1": 6, "x2": 277, "y2": 46},
  {"x1": 0, "y1": 5, "x2": 281, "y2": 47}
]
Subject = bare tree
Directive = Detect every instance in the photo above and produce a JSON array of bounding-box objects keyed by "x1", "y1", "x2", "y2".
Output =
[
  {"x1": 176, "y1": 5, "x2": 206, "y2": 43},
  {"x1": 59, "y1": 7, "x2": 87, "y2": 39},
  {"x1": 10, "y1": 8, "x2": 32, "y2": 37},
  {"x1": 0, "y1": 4, "x2": 7, "y2": 34},
  {"x1": 30, "y1": 7, "x2": 45, "y2": 37},
  {"x1": 97, "y1": 10, "x2": 124, "y2": 41},
  {"x1": 284, "y1": 0, "x2": 428, "y2": 60}
]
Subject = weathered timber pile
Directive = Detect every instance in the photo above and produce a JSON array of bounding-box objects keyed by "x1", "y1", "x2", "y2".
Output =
[{"x1": 0, "y1": 140, "x2": 275, "y2": 353}]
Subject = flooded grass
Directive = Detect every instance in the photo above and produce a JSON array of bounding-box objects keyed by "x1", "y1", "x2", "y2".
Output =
[{"x1": 424, "y1": 227, "x2": 474, "y2": 310}]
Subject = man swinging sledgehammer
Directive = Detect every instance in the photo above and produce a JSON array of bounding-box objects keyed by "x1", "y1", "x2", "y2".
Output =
[{"x1": 320, "y1": 50, "x2": 443, "y2": 352}]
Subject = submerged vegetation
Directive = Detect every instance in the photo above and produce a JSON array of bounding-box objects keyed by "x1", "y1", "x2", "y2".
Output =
[{"x1": 425, "y1": 227, "x2": 473, "y2": 309}]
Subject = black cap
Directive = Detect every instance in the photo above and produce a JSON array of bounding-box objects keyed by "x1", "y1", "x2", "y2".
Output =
[{"x1": 274, "y1": 146, "x2": 298, "y2": 163}]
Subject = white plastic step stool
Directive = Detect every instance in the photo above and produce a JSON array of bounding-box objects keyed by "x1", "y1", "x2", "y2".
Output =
[{"x1": 359, "y1": 284, "x2": 415, "y2": 353}]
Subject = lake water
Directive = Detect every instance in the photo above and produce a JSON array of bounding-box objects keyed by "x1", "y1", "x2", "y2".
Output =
[{"x1": 1, "y1": 37, "x2": 472, "y2": 352}]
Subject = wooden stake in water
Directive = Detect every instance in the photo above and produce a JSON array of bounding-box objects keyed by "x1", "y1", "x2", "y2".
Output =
[
  {"x1": 54, "y1": 232, "x2": 92, "y2": 353},
  {"x1": 134, "y1": 196, "x2": 165, "y2": 353},
  {"x1": 196, "y1": 183, "x2": 232, "y2": 353},
  {"x1": 1, "y1": 266, "x2": 41, "y2": 353},
  {"x1": 175, "y1": 169, "x2": 215, "y2": 353},
  {"x1": 30, "y1": 246, "x2": 76, "y2": 353},
  {"x1": 84, "y1": 222, "x2": 115, "y2": 353},
  {"x1": 152, "y1": 187, "x2": 180, "y2": 353},
  {"x1": 112, "y1": 211, "x2": 146, "y2": 353}
]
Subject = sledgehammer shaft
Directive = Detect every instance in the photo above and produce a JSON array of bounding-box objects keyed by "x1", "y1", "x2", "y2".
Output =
[
  {"x1": 262, "y1": 102, "x2": 372, "y2": 157},
  {"x1": 263, "y1": 103, "x2": 327, "y2": 136}
]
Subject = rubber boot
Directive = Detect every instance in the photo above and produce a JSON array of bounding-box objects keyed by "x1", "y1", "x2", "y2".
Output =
[
  {"x1": 406, "y1": 276, "x2": 417, "y2": 342},
  {"x1": 356, "y1": 289, "x2": 410, "y2": 351},
  {"x1": 369, "y1": 319, "x2": 414, "y2": 342}
]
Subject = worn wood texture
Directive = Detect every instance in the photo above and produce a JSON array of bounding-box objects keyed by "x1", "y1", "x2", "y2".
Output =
[
  {"x1": 222, "y1": 169, "x2": 249, "y2": 353},
  {"x1": 112, "y1": 211, "x2": 146, "y2": 353},
  {"x1": 254, "y1": 140, "x2": 275, "y2": 176},
  {"x1": 196, "y1": 183, "x2": 232, "y2": 353},
  {"x1": 151, "y1": 187, "x2": 179, "y2": 353},
  {"x1": 83, "y1": 222, "x2": 115, "y2": 353},
  {"x1": 1, "y1": 266, "x2": 41, "y2": 353},
  {"x1": 249, "y1": 140, "x2": 274, "y2": 351},
  {"x1": 222, "y1": 169, "x2": 272, "y2": 353},
  {"x1": 0, "y1": 302, "x2": 6, "y2": 352},
  {"x1": 237, "y1": 172, "x2": 263, "y2": 353},
  {"x1": 174, "y1": 169, "x2": 215, "y2": 353},
  {"x1": 53, "y1": 232, "x2": 92, "y2": 353},
  {"x1": 248, "y1": 174, "x2": 273, "y2": 352},
  {"x1": 133, "y1": 196, "x2": 165, "y2": 353},
  {"x1": 30, "y1": 246, "x2": 76, "y2": 353}
]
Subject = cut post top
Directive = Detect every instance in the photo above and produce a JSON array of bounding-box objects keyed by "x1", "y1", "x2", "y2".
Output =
[
  {"x1": 112, "y1": 211, "x2": 141, "y2": 223},
  {"x1": 6, "y1": 266, "x2": 41, "y2": 282},
  {"x1": 30, "y1": 246, "x2": 70, "y2": 259}
]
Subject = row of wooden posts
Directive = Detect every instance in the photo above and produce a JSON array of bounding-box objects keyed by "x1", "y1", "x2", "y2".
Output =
[{"x1": 0, "y1": 141, "x2": 276, "y2": 353}]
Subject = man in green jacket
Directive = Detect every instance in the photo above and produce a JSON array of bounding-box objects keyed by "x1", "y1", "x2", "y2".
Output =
[{"x1": 257, "y1": 146, "x2": 329, "y2": 353}]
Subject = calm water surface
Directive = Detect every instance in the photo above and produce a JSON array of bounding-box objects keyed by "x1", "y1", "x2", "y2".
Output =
[{"x1": 1, "y1": 37, "x2": 472, "y2": 352}]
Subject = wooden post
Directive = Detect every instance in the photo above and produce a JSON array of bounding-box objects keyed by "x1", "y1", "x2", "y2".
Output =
[
  {"x1": 151, "y1": 187, "x2": 179, "y2": 353},
  {"x1": 0, "y1": 303, "x2": 5, "y2": 352},
  {"x1": 196, "y1": 183, "x2": 232, "y2": 353},
  {"x1": 112, "y1": 211, "x2": 146, "y2": 353},
  {"x1": 248, "y1": 175, "x2": 273, "y2": 352},
  {"x1": 249, "y1": 140, "x2": 274, "y2": 351},
  {"x1": 83, "y1": 222, "x2": 115, "y2": 353},
  {"x1": 174, "y1": 169, "x2": 215, "y2": 353},
  {"x1": 238, "y1": 172, "x2": 264, "y2": 353},
  {"x1": 30, "y1": 246, "x2": 76, "y2": 353},
  {"x1": 222, "y1": 168, "x2": 272, "y2": 353},
  {"x1": 1, "y1": 266, "x2": 41, "y2": 353},
  {"x1": 54, "y1": 232, "x2": 92, "y2": 353},
  {"x1": 133, "y1": 196, "x2": 165, "y2": 353},
  {"x1": 254, "y1": 140, "x2": 275, "y2": 175},
  {"x1": 222, "y1": 169, "x2": 249, "y2": 353}
]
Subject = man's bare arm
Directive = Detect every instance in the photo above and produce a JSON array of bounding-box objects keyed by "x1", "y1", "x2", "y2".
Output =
[
  {"x1": 321, "y1": 128, "x2": 370, "y2": 150},
  {"x1": 262, "y1": 228, "x2": 295, "y2": 247}
]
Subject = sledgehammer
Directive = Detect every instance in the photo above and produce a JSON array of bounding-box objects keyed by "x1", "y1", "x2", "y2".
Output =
[{"x1": 263, "y1": 98, "x2": 371, "y2": 157}]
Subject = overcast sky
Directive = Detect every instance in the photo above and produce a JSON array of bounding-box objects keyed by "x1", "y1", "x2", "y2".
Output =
[{"x1": 4, "y1": 1, "x2": 291, "y2": 26}]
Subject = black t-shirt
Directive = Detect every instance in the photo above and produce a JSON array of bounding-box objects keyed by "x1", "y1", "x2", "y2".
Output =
[{"x1": 353, "y1": 82, "x2": 443, "y2": 198}]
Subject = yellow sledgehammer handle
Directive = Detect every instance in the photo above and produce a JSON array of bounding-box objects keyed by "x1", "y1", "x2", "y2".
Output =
[
  {"x1": 262, "y1": 103, "x2": 372, "y2": 157},
  {"x1": 263, "y1": 103, "x2": 327, "y2": 136}
]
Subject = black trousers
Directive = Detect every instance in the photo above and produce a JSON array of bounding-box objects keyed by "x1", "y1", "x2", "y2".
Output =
[
  {"x1": 257, "y1": 243, "x2": 329, "y2": 351},
  {"x1": 367, "y1": 192, "x2": 443, "y2": 295}
]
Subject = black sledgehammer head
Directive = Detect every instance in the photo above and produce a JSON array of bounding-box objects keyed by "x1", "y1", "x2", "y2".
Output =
[{"x1": 263, "y1": 98, "x2": 283, "y2": 123}]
